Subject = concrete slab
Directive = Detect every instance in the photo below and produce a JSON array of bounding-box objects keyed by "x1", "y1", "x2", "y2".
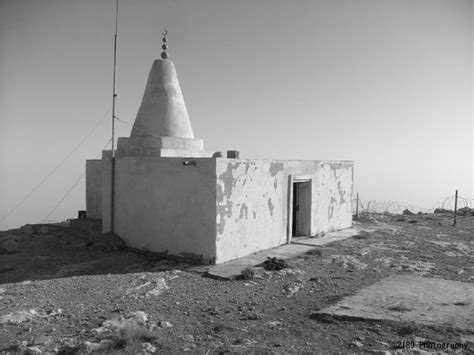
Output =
[
  {"x1": 313, "y1": 275, "x2": 474, "y2": 330},
  {"x1": 202, "y1": 228, "x2": 359, "y2": 280},
  {"x1": 293, "y1": 228, "x2": 360, "y2": 246}
]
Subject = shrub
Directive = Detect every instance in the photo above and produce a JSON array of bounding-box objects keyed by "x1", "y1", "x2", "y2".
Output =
[
  {"x1": 238, "y1": 266, "x2": 255, "y2": 280},
  {"x1": 262, "y1": 257, "x2": 289, "y2": 271}
]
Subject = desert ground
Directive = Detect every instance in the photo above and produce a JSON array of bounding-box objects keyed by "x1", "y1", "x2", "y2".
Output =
[{"x1": 0, "y1": 211, "x2": 473, "y2": 354}]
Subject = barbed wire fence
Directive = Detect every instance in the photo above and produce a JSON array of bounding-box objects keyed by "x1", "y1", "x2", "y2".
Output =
[
  {"x1": 351, "y1": 191, "x2": 474, "y2": 226},
  {"x1": 433, "y1": 195, "x2": 474, "y2": 211}
]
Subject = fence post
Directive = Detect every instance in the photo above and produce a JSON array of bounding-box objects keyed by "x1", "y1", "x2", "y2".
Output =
[
  {"x1": 355, "y1": 193, "x2": 359, "y2": 220},
  {"x1": 453, "y1": 189, "x2": 458, "y2": 226}
]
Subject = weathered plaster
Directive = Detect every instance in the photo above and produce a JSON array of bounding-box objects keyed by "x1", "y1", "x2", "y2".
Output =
[
  {"x1": 215, "y1": 159, "x2": 353, "y2": 263},
  {"x1": 95, "y1": 156, "x2": 353, "y2": 265},
  {"x1": 269, "y1": 162, "x2": 284, "y2": 177},
  {"x1": 267, "y1": 198, "x2": 275, "y2": 218},
  {"x1": 85, "y1": 160, "x2": 103, "y2": 219},
  {"x1": 313, "y1": 162, "x2": 353, "y2": 234},
  {"x1": 105, "y1": 157, "x2": 217, "y2": 261},
  {"x1": 215, "y1": 159, "x2": 288, "y2": 263}
]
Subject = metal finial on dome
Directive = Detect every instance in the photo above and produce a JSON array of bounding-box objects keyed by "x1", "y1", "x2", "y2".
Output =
[{"x1": 161, "y1": 29, "x2": 169, "y2": 59}]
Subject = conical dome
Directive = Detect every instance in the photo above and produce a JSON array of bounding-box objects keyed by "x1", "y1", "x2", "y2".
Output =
[{"x1": 131, "y1": 59, "x2": 194, "y2": 139}]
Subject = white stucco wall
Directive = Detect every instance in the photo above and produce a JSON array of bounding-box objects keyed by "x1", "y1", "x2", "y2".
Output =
[
  {"x1": 85, "y1": 160, "x2": 103, "y2": 219},
  {"x1": 93, "y1": 155, "x2": 353, "y2": 264},
  {"x1": 101, "y1": 156, "x2": 113, "y2": 232},
  {"x1": 313, "y1": 162, "x2": 353, "y2": 233},
  {"x1": 215, "y1": 160, "x2": 287, "y2": 263},
  {"x1": 110, "y1": 157, "x2": 217, "y2": 261},
  {"x1": 215, "y1": 159, "x2": 353, "y2": 263}
]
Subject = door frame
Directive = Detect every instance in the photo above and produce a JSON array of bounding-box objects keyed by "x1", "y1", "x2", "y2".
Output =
[{"x1": 287, "y1": 175, "x2": 313, "y2": 244}]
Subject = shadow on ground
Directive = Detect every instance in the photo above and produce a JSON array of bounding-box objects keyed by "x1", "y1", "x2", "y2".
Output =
[{"x1": 0, "y1": 221, "x2": 203, "y2": 284}]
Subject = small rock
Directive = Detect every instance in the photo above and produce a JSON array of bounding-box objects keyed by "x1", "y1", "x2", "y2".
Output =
[
  {"x1": 142, "y1": 342, "x2": 156, "y2": 353},
  {"x1": 159, "y1": 320, "x2": 173, "y2": 328},
  {"x1": 146, "y1": 278, "x2": 170, "y2": 297},
  {"x1": 84, "y1": 339, "x2": 115, "y2": 353},
  {"x1": 34, "y1": 335, "x2": 50, "y2": 345},
  {"x1": 0, "y1": 309, "x2": 37, "y2": 324},
  {"x1": 184, "y1": 335, "x2": 194, "y2": 342},
  {"x1": 402, "y1": 209, "x2": 414, "y2": 216},
  {"x1": 91, "y1": 326, "x2": 108, "y2": 334},
  {"x1": 351, "y1": 341, "x2": 364, "y2": 349},
  {"x1": 266, "y1": 321, "x2": 282, "y2": 327},
  {"x1": 25, "y1": 346, "x2": 42, "y2": 354},
  {"x1": 128, "y1": 311, "x2": 148, "y2": 325}
]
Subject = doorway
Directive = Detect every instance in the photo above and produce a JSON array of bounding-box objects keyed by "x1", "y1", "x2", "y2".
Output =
[{"x1": 292, "y1": 180, "x2": 311, "y2": 237}]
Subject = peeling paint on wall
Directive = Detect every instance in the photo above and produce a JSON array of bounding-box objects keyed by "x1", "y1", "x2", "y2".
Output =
[
  {"x1": 239, "y1": 203, "x2": 248, "y2": 219},
  {"x1": 215, "y1": 158, "x2": 353, "y2": 264},
  {"x1": 217, "y1": 163, "x2": 236, "y2": 202},
  {"x1": 269, "y1": 162, "x2": 284, "y2": 177},
  {"x1": 267, "y1": 198, "x2": 275, "y2": 218},
  {"x1": 329, "y1": 196, "x2": 338, "y2": 220},
  {"x1": 216, "y1": 203, "x2": 233, "y2": 235},
  {"x1": 216, "y1": 184, "x2": 224, "y2": 204}
]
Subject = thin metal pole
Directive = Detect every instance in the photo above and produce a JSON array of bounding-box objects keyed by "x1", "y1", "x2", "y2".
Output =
[
  {"x1": 453, "y1": 189, "x2": 458, "y2": 226},
  {"x1": 110, "y1": 0, "x2": 119, "y2": 233},
  {"x1": 355, "y1": 193, "x2": 359, "y2": 220}
]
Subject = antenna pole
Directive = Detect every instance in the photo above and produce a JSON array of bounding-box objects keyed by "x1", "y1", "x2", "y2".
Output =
[
  {"x1": 112, "y1": 0, "x2": 118, "y2": 157},
  {"x1": 110, "y1": 0, "x2": 118, "y2": 233}
]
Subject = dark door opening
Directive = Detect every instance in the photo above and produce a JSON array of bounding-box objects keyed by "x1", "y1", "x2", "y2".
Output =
[{"x1": 292, "y1": 181, "x2": 311, "y2": 237}]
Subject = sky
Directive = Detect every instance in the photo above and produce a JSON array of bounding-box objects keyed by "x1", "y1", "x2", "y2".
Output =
[{"x1": 0, "y1": 0, "x2": 472, "y2": 230}]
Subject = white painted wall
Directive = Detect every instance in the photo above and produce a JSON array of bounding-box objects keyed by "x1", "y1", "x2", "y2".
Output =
[
  {"x1": 85, "y1": 160, "x2": 103, "y2": 219},
  {"x1": 110, "y1": 157, "x2": 217, "y2": 261},
  {"x1": 92, "y1": 155, "x2": 352, "y2": 264},
  {"x1": 313, "y1": 162, "x2": 353, "y2": 233},
  {"x1": 215, "y1": 159, "x2": 353, "y2": 263},
  {"x1": 215, "y1": 160, "x2": 288, "y2": 263}
]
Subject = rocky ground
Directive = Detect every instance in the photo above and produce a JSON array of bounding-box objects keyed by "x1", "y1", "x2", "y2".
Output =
[{"x1": 0, "y1": 212, "x2": 473, "y2": 354}]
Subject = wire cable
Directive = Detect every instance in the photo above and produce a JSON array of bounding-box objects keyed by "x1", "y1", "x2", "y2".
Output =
[
  {"x1": 0, "y1": 107, "x2": 111, "y2": 224},
  {"x1": 114, "y1": 115, "x2": 162, "y2": 138},
  {"x1": 41, "y1": 138, "x2": 112, "y2": 222}
]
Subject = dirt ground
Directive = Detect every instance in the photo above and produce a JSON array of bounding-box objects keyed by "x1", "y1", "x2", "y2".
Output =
[{"x1": 0, "y1": 212, "x2": 473, "y2": 354}]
